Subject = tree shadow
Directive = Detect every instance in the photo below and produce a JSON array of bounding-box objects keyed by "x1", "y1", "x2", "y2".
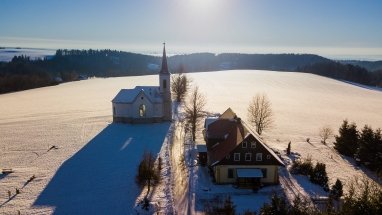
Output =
[
  {"x1": 0, "y1": 194, "x2": 17, "y2": 207},
  {"x1": 33, "y1": 122, "x2": 171, "y2": 214},
  {"x1": 339, "y1": 154, "x2": 382, "y2": 185},
  {"x1": 0, "y1": 174, "x2": 7, "y2": 180}
]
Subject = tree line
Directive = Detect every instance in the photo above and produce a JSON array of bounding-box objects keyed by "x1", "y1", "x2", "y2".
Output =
[
  {"x1": 296, "y1": 62, "x2": 382, "y2": 87},
  {"x1": 2, "y1": 48, "x2": 382, "y2": 94},
  {"x1": 0, "y1": 56, "x2": 58, "y2": 94}
]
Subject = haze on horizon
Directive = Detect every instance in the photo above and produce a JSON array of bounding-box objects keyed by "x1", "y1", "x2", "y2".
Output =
[{"x1": 1, "y1": 0, "x2": 382, "y2": 60}]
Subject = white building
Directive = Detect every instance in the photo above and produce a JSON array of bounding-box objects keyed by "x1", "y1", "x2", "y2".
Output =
[{"x1": 111, "y1": 44, "x2": 172, "y2": 123}]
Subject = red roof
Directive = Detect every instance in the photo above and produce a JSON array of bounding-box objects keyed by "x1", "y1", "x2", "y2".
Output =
[{"x1": 208, "y1": 119, "x2": 247, "y2": 165}]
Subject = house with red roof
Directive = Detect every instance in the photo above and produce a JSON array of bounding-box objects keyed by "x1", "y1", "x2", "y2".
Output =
[{"x1": 202, "y1": 108, "x2": 284, "y2": 190}]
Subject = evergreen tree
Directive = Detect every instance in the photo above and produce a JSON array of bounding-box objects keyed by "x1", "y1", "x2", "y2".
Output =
[
  {"x1": 358, "y1": 125, "x2": 382, "y2": 171},
  {"x1": 287, "y1": 141, "x2": 291, "y2": 155},
  {"x1": 331, "y1": 179, "x2": 343, "y2": 200},
  {"x1": 223, "y1": 195, "x2": 237, "y2": 215},
  {"x1": 333, "y1": 120, "x2": 359, "y2": 157},
  {"x1": 260, "y1": 191, "x2": 291, "y2": 215},
  {"x1": 310, "y1": 162, "x2": 328, "y2": 187}
]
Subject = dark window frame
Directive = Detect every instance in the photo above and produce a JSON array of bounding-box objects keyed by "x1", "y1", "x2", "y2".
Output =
[{"x1": 228, "y1": 168, "x2": 234, "y2": 178}]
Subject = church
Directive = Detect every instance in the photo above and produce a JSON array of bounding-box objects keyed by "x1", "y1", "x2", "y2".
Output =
[{"x1": 111, "y1": 44, "x2": 172, "y2": 123}]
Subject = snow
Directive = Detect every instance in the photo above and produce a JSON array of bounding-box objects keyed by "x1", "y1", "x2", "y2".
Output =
[
  {"x1": 112, "y1": 86, "x2": 162, "y2": 103},
  {"x1": 196, "y1": 144, "x2": 206, "y2": 152},
  {"x1": 1, "y1": 70, "x2": 382, "y2": 214}
]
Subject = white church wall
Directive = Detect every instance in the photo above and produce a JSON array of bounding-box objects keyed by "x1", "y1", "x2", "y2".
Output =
[
  {"x1": 131, "y1": 92, "x2": 154, "y2": 118},
  {"x1": 113, "y1": 103, "x2": 132, "y2": 117},
  {"x1": 153, "y1": 103, "x2": 163, "y2": 117}
]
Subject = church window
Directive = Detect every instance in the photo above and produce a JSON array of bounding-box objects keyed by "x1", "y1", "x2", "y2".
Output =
[
  {"x1": 113, "y1": 107, "x2": 116, "y2": 115},
  {"x1": 163, "y1": 79, "x2": 167, "y2": 88},
  {"x1": 139, "y1": 104, "x2": 146, "y2": 117}
]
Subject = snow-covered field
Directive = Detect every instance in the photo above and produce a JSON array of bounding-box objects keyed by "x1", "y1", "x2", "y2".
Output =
[{"x1": 1, "y1": 70, "x2": 381, "y2": 214}]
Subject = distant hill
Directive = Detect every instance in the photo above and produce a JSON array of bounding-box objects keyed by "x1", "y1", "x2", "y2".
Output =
[
  {"x1": 168, "y1": 53, "x2": 332, "y2": 72},
  {"x1": 4, "y1": 49, "x2": 333, "y2": 77},
  {"x1": 4, "y1": 48, "x2": 380, "y2": 94},
  {"x1": 338, "y1": 60, "x2": 382, "y2": 72}
]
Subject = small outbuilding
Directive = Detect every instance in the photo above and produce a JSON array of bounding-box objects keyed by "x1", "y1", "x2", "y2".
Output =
[{"x1": 196, "y1": 144, "x2": 207, "y2": 165}]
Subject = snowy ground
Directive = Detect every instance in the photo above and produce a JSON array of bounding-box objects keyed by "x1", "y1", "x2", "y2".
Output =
[{"x1": 1, "y1": 70, "x2": 382, "y2": 214}]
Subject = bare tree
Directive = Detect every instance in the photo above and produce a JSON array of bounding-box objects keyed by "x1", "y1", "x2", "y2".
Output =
[
  {"x1": 247, "y1": 93, "x2": 274, "y2": 135},
  {"x1": 319, "y1": 125, "x2": 333, "y2": 144},
  {"x1": 171, "y1": 63, "x2": 192, "y2": 102},
  {"x1": 184, "y1": 85, "x2": 207, "y2": 141},
  {"x1": 135, "y1": 147, "x2": 159, "y2": 196}
]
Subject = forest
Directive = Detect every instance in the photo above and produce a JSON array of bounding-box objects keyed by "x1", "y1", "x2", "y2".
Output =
[
  {"x1": 296, "y1": 62, "x2": 382, "y2": 87},
  {"x1": 1, "y1": 49, "x2": 381, "y2": 94}
]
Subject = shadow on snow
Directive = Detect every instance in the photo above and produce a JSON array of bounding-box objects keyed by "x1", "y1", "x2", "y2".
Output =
[{"x1": 33, "y1": 122, "x2": 171, "y2": 214}]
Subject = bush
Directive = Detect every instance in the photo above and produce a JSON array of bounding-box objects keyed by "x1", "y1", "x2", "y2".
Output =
[{"x1": 290, "y1": 154, "x2": 313, "y2": 175}]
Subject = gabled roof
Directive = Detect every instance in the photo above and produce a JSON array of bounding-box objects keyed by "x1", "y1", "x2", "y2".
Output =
[
  {"x1": 219, "y1": 107, "x2": 237, "y2": 119},
  {"x1": 206, "y1": 108, "x2": 284, "y2": 167},
  {"x1": 111, "y1": 86, "x2": 163, "y2": 103}
]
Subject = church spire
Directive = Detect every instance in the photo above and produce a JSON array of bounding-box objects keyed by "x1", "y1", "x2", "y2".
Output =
[{"x1": 160, "y1": 43, "x2": 170, "y2": 74}]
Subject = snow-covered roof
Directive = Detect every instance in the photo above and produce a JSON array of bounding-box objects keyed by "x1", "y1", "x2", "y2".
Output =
[
  {"x1": 236, "y1": 168, "x2": 263, "y2": 178},
  {"x1": 204, "y1": 117, "x2": 218, "y2": 129},
  {"x1": 112, "y1": 86, "x2": 162, "y2": 103},
  {"x1": 196, "y1": 144, "x2": 207, "y2": 152}
]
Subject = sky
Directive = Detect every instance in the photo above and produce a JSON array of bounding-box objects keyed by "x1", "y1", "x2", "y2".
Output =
[{"x1": 1, "y1": 0, "x2": 382, "y2": 60}]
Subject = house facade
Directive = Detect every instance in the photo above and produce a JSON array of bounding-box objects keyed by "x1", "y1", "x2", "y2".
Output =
[
  {"x1": 111, "y1": 44, "x2": 172, "y2": 124},
  {"x1": 203, "y1": 108, "x2": 284, "y2": 189}
]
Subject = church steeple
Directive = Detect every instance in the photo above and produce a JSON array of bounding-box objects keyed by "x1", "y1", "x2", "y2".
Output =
[{"x1": 160, "y1": 43, "x2": 170, "y2": 74}]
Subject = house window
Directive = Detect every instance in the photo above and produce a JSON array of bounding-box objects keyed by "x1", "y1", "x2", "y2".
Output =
[
  {"x1": 251, "y1": 141, "x2": 256, "y2": 148},
  {"x1": 226, "y1": 154, "x2": 230, "y2": 159},
  {"x1": 228, "y1": 168, "x2": 234, "y2": 178},
  {"x1": 267, "y1": 155, "x2": 271, "y2": 159},
  {"x1": 245, "y1": 153, "x2": 251, "y2": 161},
  {"x1": 242, "y1": 142, "x2": 247, "y2": 148},
  {"x1": 261, "y1": 168, "x2": 267, "y2": 178},
  {"x1": 256, "y1": 153, "x2": 262, "y2": 161},
  {"x1": 163, "y1": 79, "x2": 167, "y2": 88},
  {"x1": 139, "y1": 104, "x2": 146, "y2": 117},
  {"x1": 234, "y1": 153, "x2": 240, "y2": 161},
  {"x1": 113, "y1": 107, "x2": 116, "y2": 115}
]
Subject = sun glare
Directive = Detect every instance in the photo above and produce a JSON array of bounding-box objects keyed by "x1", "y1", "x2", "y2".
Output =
[{"x1": 189, "y1": 0, "x2": 217, "y2": 10}]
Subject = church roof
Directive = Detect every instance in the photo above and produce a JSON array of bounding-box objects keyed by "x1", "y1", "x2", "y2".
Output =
[
  {"x1": 160, "y1": 43, "x2": 170, "y2": 74},
  {"x1": 112, "y1": 86, "x2": 163, "y2": 103}
]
